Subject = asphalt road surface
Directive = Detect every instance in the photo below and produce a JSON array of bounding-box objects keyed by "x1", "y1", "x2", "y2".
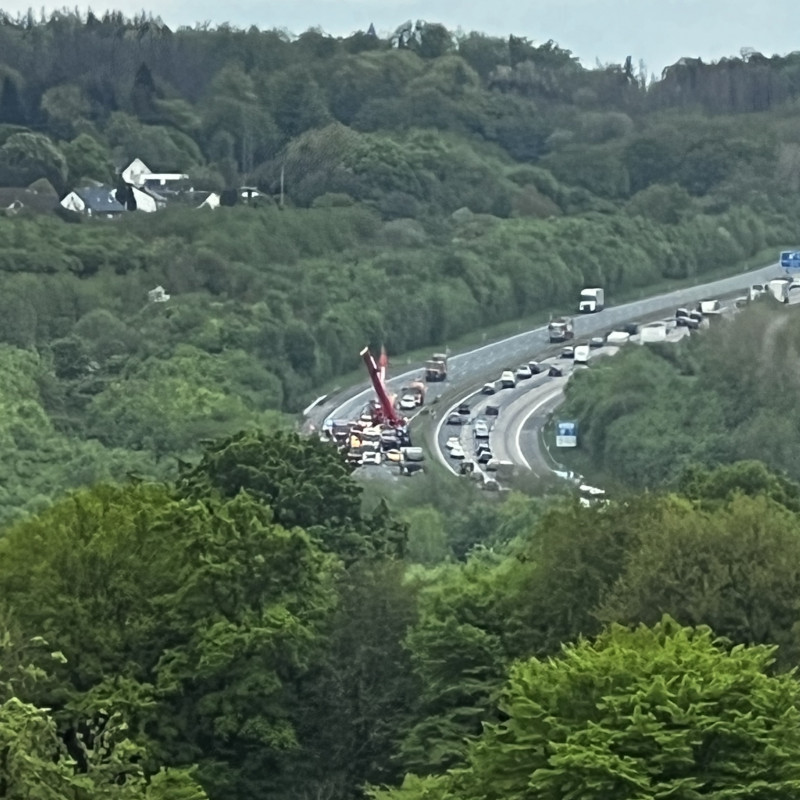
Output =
[{"x1": 312, "y1": 261, "x2": 780, "y2": 430}]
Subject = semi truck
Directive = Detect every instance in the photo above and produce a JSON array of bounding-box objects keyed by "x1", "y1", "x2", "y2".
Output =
[
  {"x1": 548, "y1": 317, "x2": 574, "y2": 343},
  {"x1": 579, "y1": 288, "x2": 605, "y2": 313},
  {"x1": 425, "y1": 353, "x2": 448, "y2": 381}
]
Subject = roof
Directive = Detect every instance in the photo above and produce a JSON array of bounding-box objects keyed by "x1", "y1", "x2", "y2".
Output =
[
  {"x1": 0, "y1": 187, "x2": 59, "y2": 213},
  {"x1": 73, "y1": 187, "x2": 126, "y2": 213}
]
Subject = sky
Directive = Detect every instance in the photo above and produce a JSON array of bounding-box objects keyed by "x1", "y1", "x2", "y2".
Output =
[{"x1": 6, "y1": 0, "x2": 799, "y2": 76}]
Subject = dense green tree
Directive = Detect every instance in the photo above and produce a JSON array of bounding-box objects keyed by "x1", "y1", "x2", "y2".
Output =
[
  {"x1": 62, "y1": 133, "x2": 115, "y2": 183},
  {"x1": 599, "y1": 493, "x2": 800, "y2": 665},
  {"x1": 0, "y1": 132, "x2": 68, "y2": 191},
  {"x1": 0, "y1": 480, "x2": 338, "y2": 800},
  {"x1": 177, "y1": 429, "x2": 407, "y2": 562},
  {"x1": 375, "y1": 618, "x2": 800, "y2": 800}
]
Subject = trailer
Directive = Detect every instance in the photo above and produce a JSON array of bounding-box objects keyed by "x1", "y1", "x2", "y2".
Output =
[
  {"x1": 639, "y1": 322, "x2": 668, "y2": 343},
  {"x1": 579, "y1": 288, "x2": 605, "y2": 313}
]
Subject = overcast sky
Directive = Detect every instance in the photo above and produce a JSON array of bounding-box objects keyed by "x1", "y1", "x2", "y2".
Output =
[{"x1": 7, "y1": 0, "x2": 798, "y2": 76}]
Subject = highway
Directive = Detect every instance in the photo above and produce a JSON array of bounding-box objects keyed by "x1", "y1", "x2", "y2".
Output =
[
  {"x1": 311, "y1": 261, "x2": 779, "y2": 430},
  {"x1": 434, "y1": 313, "x2": 693, "y2": 483}
]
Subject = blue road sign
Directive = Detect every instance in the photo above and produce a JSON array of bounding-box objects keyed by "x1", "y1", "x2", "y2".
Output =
[
  {"x1": 780, "y1": 251, "x2": 800, "y2": 271},
  {"x1": 556, "y1": 420, "x2": 578, "y2": 448}
]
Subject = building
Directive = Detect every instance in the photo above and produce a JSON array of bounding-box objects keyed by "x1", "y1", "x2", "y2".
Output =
[
  {"x1": 60, "y1": 187, "x2": 126, "y2": 218},
  {"x1": 121, "y1": 158, "x2": 189, "y2": 191}
]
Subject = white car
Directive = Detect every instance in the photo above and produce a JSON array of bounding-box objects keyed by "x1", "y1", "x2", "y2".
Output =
[
  {"x1": 449, "y1": 444, "x2": 466, "y2": 459},
  {"x1": 500, "y1": 370, "x2": 517, "y2": 388},
  {"x1": 360, "y1": 451, "x2": 382, "y2": 466},
  {"x1": 445, "y1": 436, "x2": 462, "y2": 450},
  {"x1": 515, "y1": 364, "x2": 533, "y2": 380},
  {"x1": 399, "y1": 394, "x2": 417, "y2": 411},
  {"x1": 474, "y1": 420, "x2": 490, "y2": 439}
]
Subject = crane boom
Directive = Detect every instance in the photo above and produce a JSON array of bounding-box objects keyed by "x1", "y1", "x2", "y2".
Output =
[{"x1": 360, "y1": 346, "x2": 403, "y2": 427}]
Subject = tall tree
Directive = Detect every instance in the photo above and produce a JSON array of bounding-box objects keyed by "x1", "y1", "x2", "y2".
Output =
[{"x1": 374, "y1": 617, "x2": 800, "y2": 800}]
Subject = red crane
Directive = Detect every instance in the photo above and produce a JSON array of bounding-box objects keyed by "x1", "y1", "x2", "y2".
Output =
[{"x1": 359, "y1": 346, "x2": 411, "y2": 446}]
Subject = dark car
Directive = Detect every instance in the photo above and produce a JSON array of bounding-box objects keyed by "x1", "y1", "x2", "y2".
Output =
[
  {"x1": 686, "y1": 311, "x2": 702, "y2": 329},
  {"x1": 457, "y1": 402, "x2": 471, "y2": 415},
  {"x1": 675, "y1": 307, "x2": 690, "y2": 325},
  {"x1": 476, "y1": 448, "x2": 493, "y2": 464},
  {"x1": 560, "y1": 346, "x2": 575, "y2": 359},
  {"x1": 622, "y1": 322, "x2": 639, "y2": 336},
  {"x1": 484, "y1": 404, "x2": 500, "y2": 416},
  {"x1": 548, "y1": 365, "x2": 564, "y2": 377},
  {"x1": 528, "y1": 360, "x2": 544, "y2": 373},
  {"x1": 446, "y1": 413, "x2": 467, "y2": 425},
  {"x1": 589, "y1": 336, "x2": 604, "y2": 349}
]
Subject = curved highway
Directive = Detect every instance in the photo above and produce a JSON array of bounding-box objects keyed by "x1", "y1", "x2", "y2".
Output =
[{"x1": 310, "y1": 262, "x2": 779, "y2": 431}]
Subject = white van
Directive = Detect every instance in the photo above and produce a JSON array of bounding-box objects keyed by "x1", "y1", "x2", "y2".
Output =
[
  {"x1": 573, "y1": 344, "x2": 590, "y2": 364},
  {"x1": 499, "y1": 370, "x2": 517, "y2": 388}
]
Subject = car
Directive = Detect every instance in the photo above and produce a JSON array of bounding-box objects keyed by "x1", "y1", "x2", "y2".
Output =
[
  {"x1": 686, "y1": 311, "x2": 703, "y2": 329},
  {"x1": 474, "y1": 420, "x2": 490, "y2": 439},
  {"x1": 622, "y1": 322, "x2": 639, "y2": 336},
  {"x1": 560, "y1": 346, "x2": 575, "y2": 359},
  {"x1": 499, "y1": 370, "x2": 516, "y2": 388},
  {"x1": 445, "y1": 436, "x2": 462, "y2": 450},
  {"x1": 675, "y1": 307, "x2": 690, "y2": 326},
  {"x1": 548, "y1": 364, "x2": 564, "y2": 377},
  {"x1": 457, "y1": 402, "x2": 471, "y2": 415},
  {"x1": 528, "y1": 360, "x2": 544, "y2": 373},
  {"x1": 360, "y1": 451, "x2": 382, "y2": 466},
  {"x1": 476, "y1": 448, "x2": 493, "y2": 464},
  {"x1": 481, "y1": 381, "x2": 497, "y2": 395},
  {"x1": 516, "y1": 364, "x2": 533, "y2": 380},
  {"x1": 446, "y1": 413, "x2": 467, "y2": 425},
  {"x1": 485, "y1": 404, "x2": 500, "y2": 416},
  {"x1": 399, "y1": 394, "x2": 417, "y2": 411},
  {"x1": 449, "y1": 444, "x2": 466, "y2": 459},
  {"x1": 400, "y1": 462, "x2": 424, "y2": 476},
  {"x1": 589, "y1": 336, "x2": 604, "y2": 349}
]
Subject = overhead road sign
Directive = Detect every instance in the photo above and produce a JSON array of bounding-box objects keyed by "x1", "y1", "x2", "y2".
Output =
[{"x1": 780, "y1": 251, "x2": 800, "y2": 271}]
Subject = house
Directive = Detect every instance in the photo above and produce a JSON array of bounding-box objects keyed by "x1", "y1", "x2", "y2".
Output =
[
  {"x1": 0, "y1": 187, "x2": 59, "y2": 215},
  {"x1": 198, "y1": 192, "x2": 220, "y2": 209},
  {"x1": 117, "y1": 183, "x2": 166, "y2": 213},
  {"x1": 60, "y1": 187, "x2": 126, "y2": 218},
  {"x1": 121, "y1": 158, "x2": 189, "y2": 191},
  {"x1": 148, "y1": 285, "x2": 170, "y2": 302}
]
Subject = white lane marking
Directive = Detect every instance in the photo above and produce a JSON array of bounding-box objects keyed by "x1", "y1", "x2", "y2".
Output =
[
  {"x1": 434, "y1": 394, "x2": 475, "y2": 475},
  {"x1": 512, "y1": 385, "x2": 565, "y2": 470}
]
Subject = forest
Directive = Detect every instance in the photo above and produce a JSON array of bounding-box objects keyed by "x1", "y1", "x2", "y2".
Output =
[
  {"x1": 558, "y1": 300, "x2": 800, "y2": 488},
  {"x1": 4, "y1": 12, "x2": 800, "y2": 799},
  {"x1": 6, "y1": 430, "x2": 800, "y2": 800},
  {"x1": 1, "y1": 13, "x2": 800, "y2": 520}
]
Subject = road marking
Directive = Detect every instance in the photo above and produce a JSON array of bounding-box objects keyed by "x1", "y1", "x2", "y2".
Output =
[
  {"x1": 434, "y1": 394, "x2": 476, "y2": 475},
  {"x1": 512, "y1": 385, "x2": 565, "y2": 470}
]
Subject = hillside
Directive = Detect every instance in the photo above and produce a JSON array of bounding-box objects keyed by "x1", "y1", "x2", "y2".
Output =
[{"x1": 0, "y1": 14, "x2": 800, "y2": 521}]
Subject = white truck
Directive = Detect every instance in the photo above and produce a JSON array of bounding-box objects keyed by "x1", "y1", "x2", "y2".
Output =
[
  {"x1": 579, "y1": 288, "x2": 605, "y2": 313},
  {"x1": 768, "y1": 279, "x2": 791, "y2": 303},
  {"x1": 573, "y1": 344, "x2": 590, "y2": 364},
  {"x1": 606, "y1": 330, "x2": 630, "y2": 345},
  {"x1": 639, "y1": 322, "x2": 668, "y2": 343}
]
